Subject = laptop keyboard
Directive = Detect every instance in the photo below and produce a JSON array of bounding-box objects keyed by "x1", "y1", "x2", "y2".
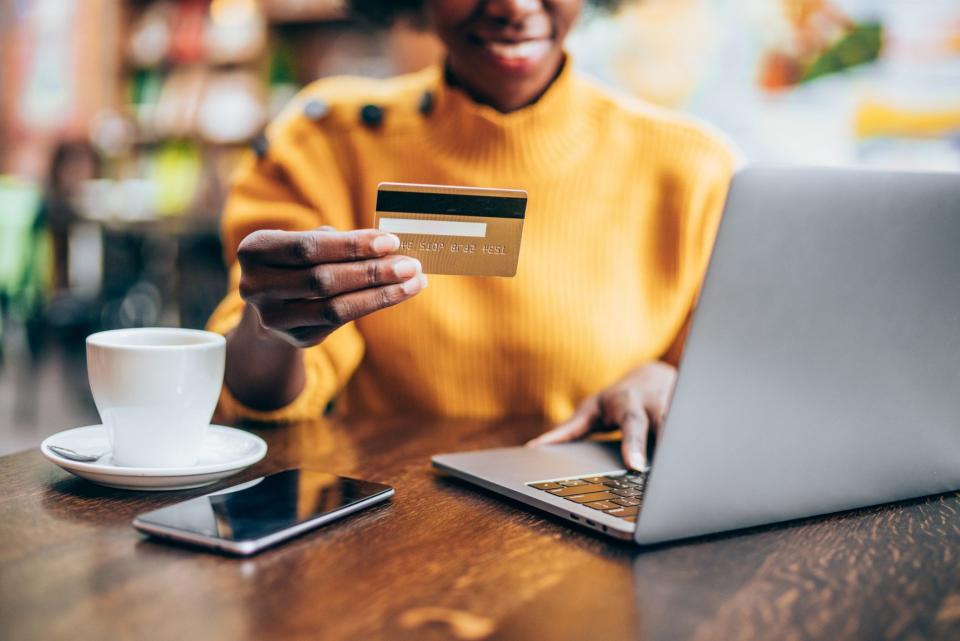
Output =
[{"x1": 527, "y1": 472, "x2": 647, "y2": 523}]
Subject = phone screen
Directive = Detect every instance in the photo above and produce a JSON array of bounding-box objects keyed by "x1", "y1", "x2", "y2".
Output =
[{"x1": 136, "y1": 469, "x2": 392, "y2": 542}]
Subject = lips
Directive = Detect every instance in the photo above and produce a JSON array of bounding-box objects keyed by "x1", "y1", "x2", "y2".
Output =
[
  {"x1": 473, "y1": 35, "x2": 554, "y2": 72},
  {"x1": 484, "y1": 39, "x2": 552, "y2": 61}
]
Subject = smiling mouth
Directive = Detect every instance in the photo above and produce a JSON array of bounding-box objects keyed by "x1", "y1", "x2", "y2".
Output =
[
  {"x1": 483, "y1": 39, "x2": 552, "y2": 60},
  {"x1": 472, "y1": 35, "x2": 554, "y2": 71}
]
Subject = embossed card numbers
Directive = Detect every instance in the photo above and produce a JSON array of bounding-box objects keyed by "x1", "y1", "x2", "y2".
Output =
[{"x1": 375, "y1": 182, "x2": 527, "y2": 277}]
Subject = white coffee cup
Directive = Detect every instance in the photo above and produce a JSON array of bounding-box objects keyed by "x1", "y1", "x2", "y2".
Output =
[{"x1": 86, "y1": 328, "x2": 226, "y2": 468}]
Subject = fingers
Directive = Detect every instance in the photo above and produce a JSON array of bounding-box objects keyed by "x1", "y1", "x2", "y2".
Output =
[
  {"x1": 240, "y1": 255, "x2": 423, "y2": 301},
  {"x1": 618, "y1": 410, "x2": 651, "y2": 472},
  {"x1": 600, "y1": 389, "x2": 651, "y2": 471},
  {"x1": 238, "y1": 229, "x2": 400, "y2": 268},
  {"x1": 641, "y1": 361, "x2": 678, "y2": 427},
  {"x1": 527, "y1": 364, "x2": 675, "y2": 469},
  {"x1": 256, "y1": 274, "x2": 427, "y2": 333},
  {"x1": 526, "y1": 396, "x2": 600, "y2": 446}
]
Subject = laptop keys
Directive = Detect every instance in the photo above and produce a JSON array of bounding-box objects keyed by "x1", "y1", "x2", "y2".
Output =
[
  {"x1": 566, "y1": 491, "x2": 619, "y2": 504},
  {"x1": 529, "y1": 472, "x2": 647, "y2": 522},
  {"x1": 581, "y1": 476, "x2": 610, "y2": 484},
  {"x1": 583, "y1": 500, "x2": 619, "y2": 510},
  {"x1": 546, "y1": 483, "x2": 608, "y2": 497},
  {"x1": 529, "y1": 482, "x2": 563, "y2": 490}
]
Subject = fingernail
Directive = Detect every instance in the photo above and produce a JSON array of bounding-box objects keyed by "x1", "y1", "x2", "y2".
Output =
[
  {"x1": 418, "y1": 273, "x2": 428, "y2": 289},
  {"x1": 628, "y1": 452, "x2": 647, "y2": 471},
  {"x1": 401, "y1": 275, "x2": 423, "y2": 294},
  {"x1": 394, "y1": 258, "x2": 420, "y2": 279},
  {"x1": 372, "y1": 234, "x2": 400, "y2": 253}
]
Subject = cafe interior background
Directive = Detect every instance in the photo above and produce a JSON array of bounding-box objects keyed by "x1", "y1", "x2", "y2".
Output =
[{"x1": 0, "y1": 0, "x2": 958, "y2": 455}]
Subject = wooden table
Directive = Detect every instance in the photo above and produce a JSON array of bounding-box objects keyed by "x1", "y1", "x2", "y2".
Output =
[{"x1": 2, "y1": 416, "x2": 959, "y2": 641}]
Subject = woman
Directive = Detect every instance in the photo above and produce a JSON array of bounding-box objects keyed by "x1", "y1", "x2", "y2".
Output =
[{"x1": 208, "y1": 0, "x2": 737, "y2": 470}]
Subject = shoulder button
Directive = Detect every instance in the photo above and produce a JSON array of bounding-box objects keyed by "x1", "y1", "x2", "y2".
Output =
[
  {"x1": 419, "y1": 90, "x2": 435, "y2": 116},
  {"x1": 360, "y1": 104, "x2": 384, "y2": 127},
  {"x1": 303, "y1": 98, "x2": 330, "y2": 121}
]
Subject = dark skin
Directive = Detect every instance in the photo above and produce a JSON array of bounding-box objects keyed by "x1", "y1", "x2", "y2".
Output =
[
  {"x1": 427, "y1": 0, "x2": 579, "y2": 112},
  {"x1": 227, "y1": 0, "x2": 674, "y2": 469}
]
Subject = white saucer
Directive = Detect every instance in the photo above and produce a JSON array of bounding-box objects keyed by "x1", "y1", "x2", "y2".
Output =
[{"x1": 41, "y1": 425, "x2": 268, "y2": 491}]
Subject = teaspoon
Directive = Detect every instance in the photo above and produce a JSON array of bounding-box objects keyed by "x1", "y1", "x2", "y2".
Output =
[{"x1": 48, "y1": 444, "x2": 107, "y2": 462}]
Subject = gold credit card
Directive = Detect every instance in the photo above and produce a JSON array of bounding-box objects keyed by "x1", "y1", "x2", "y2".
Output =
[{"x1": 374, "y1": 182, "x2": 527, "y2": 277}]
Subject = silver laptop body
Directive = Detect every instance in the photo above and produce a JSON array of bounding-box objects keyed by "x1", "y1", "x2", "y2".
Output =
[{"x1": 432, "y1": 165, "x2": 960, "y2": 546}]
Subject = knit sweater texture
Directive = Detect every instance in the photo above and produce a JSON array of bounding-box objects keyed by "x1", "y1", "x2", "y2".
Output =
[{"x1": 208, "y1": 61, "x2": 737, "y2": 423}]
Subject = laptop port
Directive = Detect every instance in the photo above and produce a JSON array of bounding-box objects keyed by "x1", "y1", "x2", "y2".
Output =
[
  {"x1": 585, "y1": 519, "x2": 596, "y2": 527},
  {"x1": 570, "y1": 514, "x2": 580, "y2": 521}
]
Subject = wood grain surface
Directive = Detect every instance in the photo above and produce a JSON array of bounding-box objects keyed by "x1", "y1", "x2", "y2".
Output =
[{"x1": 1, "y1": 416, "x2": 959, "y2": 641}]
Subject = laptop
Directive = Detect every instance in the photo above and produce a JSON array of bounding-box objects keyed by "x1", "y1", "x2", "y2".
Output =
[{"x1": 432, "y1": 165, "x2": 960, "y2": 545}]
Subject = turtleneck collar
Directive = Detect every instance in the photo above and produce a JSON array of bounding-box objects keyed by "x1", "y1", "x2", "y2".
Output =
[{"x1": 423, "y1": 55, "x2": 596, "y2": 173}]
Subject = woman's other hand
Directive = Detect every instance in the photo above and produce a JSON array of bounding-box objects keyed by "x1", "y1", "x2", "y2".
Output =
[
  {"x1": 236, "y1": 227, "x2": 427, "y2": 348},
  {"x1": 526, "y1": 362, "x2": 678, "y2": 471}
]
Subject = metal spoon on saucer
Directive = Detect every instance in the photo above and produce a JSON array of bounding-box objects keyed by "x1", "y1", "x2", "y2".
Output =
[{"x1": 48, "y1": 445, "x2": 108, "y2": 462}]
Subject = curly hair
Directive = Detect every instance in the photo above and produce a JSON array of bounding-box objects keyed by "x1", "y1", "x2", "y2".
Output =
[{"x1": 348, "y1": 0, "x2": 628, "y2": 26}]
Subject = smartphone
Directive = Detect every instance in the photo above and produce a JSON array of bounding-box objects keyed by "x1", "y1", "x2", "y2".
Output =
[{"x1": 133, "y1": 468, "x2": 394, "y2": 555}]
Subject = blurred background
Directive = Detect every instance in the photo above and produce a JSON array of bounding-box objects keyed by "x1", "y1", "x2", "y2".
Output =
[{"x1": 1, "y1": 0, "x2": 958, "y2": 454}]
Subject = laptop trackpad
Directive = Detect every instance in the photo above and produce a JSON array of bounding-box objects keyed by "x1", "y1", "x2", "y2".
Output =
[{"x1": 432, "y1": 442, "x2": 624, "y2": 485}]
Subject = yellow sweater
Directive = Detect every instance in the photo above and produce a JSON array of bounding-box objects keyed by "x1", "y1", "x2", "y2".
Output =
[{"x1": 208, "y1": 61, "x2": 737, "y2": 423}]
